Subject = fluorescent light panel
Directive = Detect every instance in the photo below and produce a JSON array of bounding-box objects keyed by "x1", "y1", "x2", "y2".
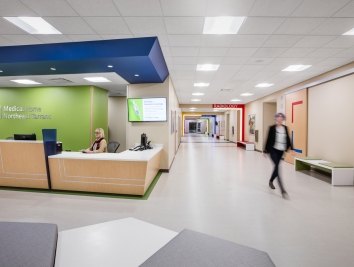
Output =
[
  {"x1": 191, "y1": 99, "x2": 201, "y2": 102},
  {"x1": 84, "y1": 77, "x2": 111, "y2": 83},
  {"x1": 196, "y1": 64, "x2": 220, "y2": 71},
  {"x1": 194, "y1": 82, "x2": 209, "y2": 87},
  {"x1": 4, "y1": 17, "x2": 61, "y2": 34},
  {"x1": 11, "y1": 79, "x2": 41, "y2": 85},
  {"x1": 255, "y1": 83, "x2": 274, "y2": 88},
  {"x1": 282, "y1": 65, "x2": 311, "y2": 72},
  {"x1": 230, "y1": 99, "x2": 240, "y2": 102},
  {"x1": 343, "y1": 27, "x2": 354, "y2": 35},
  {"x1": 241, "y1": 92, "x2": 254, "y2": 96},
  {"x1": 192, "y1": 92, "x2": 204, "y2": 96},
  {"x1": 203, "y1": 16, "x2": 246, "y2": 34}
]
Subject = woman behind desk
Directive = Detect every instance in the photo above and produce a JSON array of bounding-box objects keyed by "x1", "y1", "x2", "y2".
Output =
[{"x1": 83, "y1": 128, "x2": 107, "y2": 153}]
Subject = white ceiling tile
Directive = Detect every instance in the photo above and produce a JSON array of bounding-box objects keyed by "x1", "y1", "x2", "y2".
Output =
[
  {"x1": 84, "y1": 17, "x2": 131, "y2": 34},
  {"x1": 164, "y1": 17, "x2": 204, "y2": 34},
  {"x1": 291, "y1": 0, "x2": 351, "y2": 17},
  {"x1": 279, "y1": 47, "x2": 315, "y2": 58},
  {"x1": 275, "y1": 18, "x2": 324, "y2": 35},
  {"x1": 169, "y1": 65, "x2": 196, "y2": 71},
  {"x1": 23, "y1": 0, "x2": 77, "y2": 16},
  {"x1": 100, "y1": 34, "x2": 133, "y2": 40},
  {"x1": 0, "y1": 0, "x2": 37, "y2": 16},
  {"x1": 246, "y1": 57, "x2": 274, "y2": 65},
  {"x1": 307, "y1": 48, "x2": 344, "y2": 58},
  {"x1": 45, "y1": 17, "x2": 95, "y2": 34},
  {"x1": 222, "y1": 57, "x2": 249, "y2": 65},
  {"x1": 1, "y1": 34, "x2": 41, "y2": 45},
  {"x1": 262, "y1": 35, "x2": 303, "y2": 48},
  {"x1": 69, "y1": 35, "x2": 104, "y2": 41},
  {"x1": 113, "y1": 0, "x2": 162, "y2": 16},
  {"x1": 331, "y1": 47, "x2": 354, "y2": 58},
  {"x1": 35, "y1": 35, "x2": 73, "y2": 44},
  {"x1": 311, "y1": 18, "x2": 354, "y2": 35},
  {"x1": 160, "y1": 45, "x2": 171, "y2": 57},
  {"x1": 250, "y1": 0, "x2": 302, "y2": 16},
  {"x1": 293, "y1": 36, "x2": 335, "y2": 48},
  {"x1": 231, "y1": 35, "x2": 269, "y2": 47},
  {"x1": 170, "y1": 70, "x2": 195, "y2": 79},
  {"x1": 170, "y1": 47, "x2": 199, "y2": 57},
  {"x1": 333, "y1": 0, "x2": 354, "y2": 17},
  {"x1": 124, "y1": 17, "x2": 166, "y2": 35},
  {"x1": 200, "y1": 35, "x2": 234, "y2": 47},
  {"x1": 227, "y1": 47, "x2": 257, "y2": 57},
  {"x1": 199, "y1": 47, "x2": 228, "y2": 57},
  {"x1": 172, "y1": 57, "x2": 198, "y2": 65},
  {"x1": 253, "y1": 47, "x2": 287, "y2": 57},
  {"x1": 206, "y1": 0, "x2": 255, "y2": 16},
  {"x1": 168, "y1": 35, "x2": 202, "y2": 47},
  {"x1": 324, "y1": 36, "x2": 354, "y2": 48},
  {"x1": 197, "y1": 57, "x2": 223, "y2": 64},
  {"x1": 239, "y1": 17, "x2": 285, "y2": 34},
  {"x1": 317, "y1": 57, "x2": 352, "y2": 68},
  {"x1": 66, "y1": 0, "x2": 120, "y2": 16},
  {"x1": 160, "y1": 0, "x2": 207, "y2": 16}
]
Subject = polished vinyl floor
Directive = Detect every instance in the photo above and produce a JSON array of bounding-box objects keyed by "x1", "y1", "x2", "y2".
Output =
[{"x1": 1, "y1": 138, "x2": 354, "y2": 267}]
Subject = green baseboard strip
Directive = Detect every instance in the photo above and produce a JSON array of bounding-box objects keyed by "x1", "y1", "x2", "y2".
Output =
[{"x1": 0, "y1": 172, "x2": 162, "y2": 200}]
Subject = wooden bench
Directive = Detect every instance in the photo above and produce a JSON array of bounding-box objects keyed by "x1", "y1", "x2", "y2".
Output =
[
  {"x1": 236, "y1": 141, "x2": 255, "y2": 151},
  {"x1": 295, "y1": 158, "x2": 354, "y2": 186}
]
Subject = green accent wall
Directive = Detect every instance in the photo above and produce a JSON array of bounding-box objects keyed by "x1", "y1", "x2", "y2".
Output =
[
  {"x1": 0, "y1": 86, "x2": 108, "y2": 151},
  {"x1": 92, "y1": 87, "x2": 108, "y2": 142}
]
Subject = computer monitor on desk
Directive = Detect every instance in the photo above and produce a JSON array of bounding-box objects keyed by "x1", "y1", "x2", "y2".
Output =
[{"x1": 14, "y1": 133, "x2": 36, "y2": 141}]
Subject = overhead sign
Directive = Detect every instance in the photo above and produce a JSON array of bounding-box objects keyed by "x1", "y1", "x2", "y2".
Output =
[{"x1": 212, "y1": 104, "x2": 244, "y2": 109}]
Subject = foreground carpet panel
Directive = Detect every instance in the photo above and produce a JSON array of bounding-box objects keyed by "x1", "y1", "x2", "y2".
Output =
[
  {"x1": 0, "y1": 222, "x2": 58, "y2": 267},
  {"x1": 140, "y1": 229, "x2": 275, "y2": 267}
]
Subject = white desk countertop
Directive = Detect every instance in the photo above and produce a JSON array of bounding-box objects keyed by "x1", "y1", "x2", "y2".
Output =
[
  {"x1": 0, "y1": 140, "x2": 43, "y2": 144},
  {"x1": 49, "y1": 145, "x2": 163, "y2": 162}
]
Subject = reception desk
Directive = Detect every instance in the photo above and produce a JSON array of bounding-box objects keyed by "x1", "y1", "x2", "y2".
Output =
[
  {"x1": 0, "y1": 140, "x2": 49, "y2": 189},
  {"x1": 48, "y1": 146, "x2": 162, "y2": 195}
]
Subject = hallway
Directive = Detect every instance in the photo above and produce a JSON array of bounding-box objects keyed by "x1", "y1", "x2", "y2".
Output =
[{"x1": 1, "y1": 143, "x2": 354, "y2": 267}]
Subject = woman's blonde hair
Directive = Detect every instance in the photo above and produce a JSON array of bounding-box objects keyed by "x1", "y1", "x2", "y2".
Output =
[{"x1": 95, "y1": 128, "x2": 105, "y2": 138}]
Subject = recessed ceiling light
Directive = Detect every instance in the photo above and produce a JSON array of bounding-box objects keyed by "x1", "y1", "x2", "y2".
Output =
[
  {"x1": 11, "y1": 79, "x2": 42, "y2": 85},
  {"x1": 282, "y1": 65, "x2": 311, "y2": 72},
  {"x1": 203, "y1": 16, "x2": 246, "y2": 34},
  {"x1": 191, "y1": 99, "x2": 201, "y2": 102},
  {"x1": 107, "y1": 65, "x2": 114, "y2": 68},
  {"x1": 255, "y1": 83, "x2": 274, "y2": 88},
  {"x1": 0, "y1": 70, "x2": 3, "y2": 73},
  {"x1": 196, "y1": 64, "x2": 220, "y2": 71},
  {"x1": 213, "y1": 109, "x2": 219, "y2": 112},
  {"x1": 50, "y1": 67, "x2": 56, "y2": 71},
  {"x1": 192, "y1": 92, "x2": 205, "y2": 96},
  {"x1": 230, "y1": 99, "x2": 241, "y2": 102},
  {"x1": 4, "y1": 17, "x2": 61, "y2": 34},
  {"x1": 241, "y1": 92, "x2": 254, "y2": 96},
  {"x1": 84, "y1": 77, "x2": 111, "y2": 83},
  {"x1": 134, "y1": 74, "x2": 139, "y2": 77},
  {"x1": 189, "y1": 107, "x2": 197, "y2": 110},
  {"x1": 194, "y1": 82, "x2": 210, "y2": 87},
  {"x1": 343, "y1": 27, "x2": 354, "y2": 35}
]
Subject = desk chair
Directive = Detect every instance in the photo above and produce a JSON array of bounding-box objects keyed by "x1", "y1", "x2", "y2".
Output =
[{"x1": 107, "y1": 141, "x2": 120, "y2": 153}]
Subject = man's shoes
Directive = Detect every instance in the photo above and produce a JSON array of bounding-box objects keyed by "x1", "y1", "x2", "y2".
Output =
[
  {"x1": 282, "y1": 191, "x2": 289, "y2": 199},
  {"x1": 269, "y1": 181, "x2": 275, "y2": 190}
]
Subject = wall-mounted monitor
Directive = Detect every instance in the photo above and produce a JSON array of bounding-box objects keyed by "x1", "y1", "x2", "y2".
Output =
[
  {"x1": 14, "y1": 133, "x2": 36, "y2": 141},
  {"x1": 128, "y1": 98, "x2": 167, "y2": 122}
]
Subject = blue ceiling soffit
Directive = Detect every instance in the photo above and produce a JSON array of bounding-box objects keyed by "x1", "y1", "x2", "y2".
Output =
[{"x1": 0, "y1": 37, "x2": 169, "y2": 84}]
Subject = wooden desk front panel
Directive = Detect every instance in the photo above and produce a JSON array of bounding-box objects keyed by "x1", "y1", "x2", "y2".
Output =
[
  {"x1": 0, "y1": 142, "x2": 49, "y2": 189},
  {"x1": 49, "y1": 158, "x2": 149, "y2": 195}
]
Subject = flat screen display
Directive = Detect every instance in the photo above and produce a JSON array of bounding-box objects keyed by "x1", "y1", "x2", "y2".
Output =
[{"x1": 128, "y1": 98, "x2": 167, "y2": 122}]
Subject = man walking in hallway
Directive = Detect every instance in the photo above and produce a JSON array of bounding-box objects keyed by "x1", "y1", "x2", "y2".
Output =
[{"x1": 265, "y1": 113, "x2": 293, "y2": 198}]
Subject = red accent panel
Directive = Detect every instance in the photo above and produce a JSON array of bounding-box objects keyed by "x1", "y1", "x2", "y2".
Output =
[{"x1": 291, "y1": 101, "x2": 303, "y2": 123}]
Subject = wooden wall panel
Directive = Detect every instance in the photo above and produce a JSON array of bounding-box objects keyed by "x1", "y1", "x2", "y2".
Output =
[{"x1": 285, "y1": 89, "x2": 308, "y2": 164}]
